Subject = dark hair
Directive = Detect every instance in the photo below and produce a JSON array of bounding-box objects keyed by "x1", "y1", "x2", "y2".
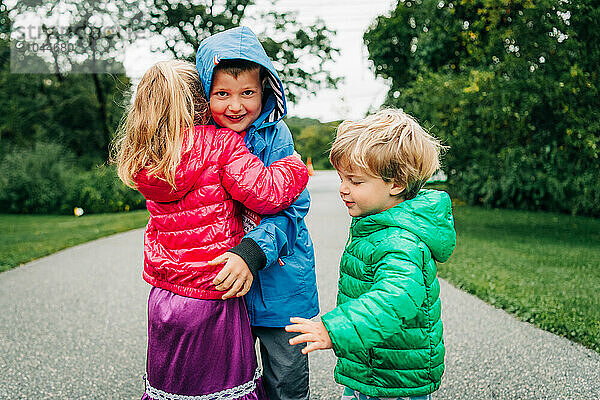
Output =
[{"x1": 213, "y1": 58, "x2": 268, "y2": 83}]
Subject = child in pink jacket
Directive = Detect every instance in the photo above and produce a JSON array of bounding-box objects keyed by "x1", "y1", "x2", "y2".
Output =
[{"x1": 114, "y1": 59, "x2": 308, "y2": 400}]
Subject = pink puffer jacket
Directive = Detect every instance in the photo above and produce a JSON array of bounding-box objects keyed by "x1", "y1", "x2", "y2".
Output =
[{"x1": 135, "y1": 125, "x2": 309, "y2": 299}]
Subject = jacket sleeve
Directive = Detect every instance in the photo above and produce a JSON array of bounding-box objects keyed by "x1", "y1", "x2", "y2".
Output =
[
  {"x1": 242, "y1": 122, "x2": 310, "y2": 270},
  {"x1": 320, "y1": 246, "x2": 426, "y2": 359},
  {"x1": 219, "y1": 128, "x2": 309, "y2": 215}
]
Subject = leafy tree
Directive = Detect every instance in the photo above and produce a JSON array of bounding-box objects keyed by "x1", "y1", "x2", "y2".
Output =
[
  {"x1": 145, "y1": 0, "x2": 340, "y2": 102},
  {"x1": 287, "y1": 116, "x2": 337, "y2": 169},
  {"x1": 365, "y1": 0, "x2": 600, "y2": 216},
  {"x1": 0, "y1": 40, "x2": 130, "y2": 165},
  {"x1": 9, "y1": 0, "x2": 134, "y2": 160},
  {"x1": 286, "y1": 116, "x2": 323, "y2": 138},
  {"x1": 6, "y1": 0, "x2": 339, "y2": 157}
]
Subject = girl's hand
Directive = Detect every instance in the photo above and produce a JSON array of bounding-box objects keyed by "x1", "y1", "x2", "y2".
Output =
[
  {"x1": 285, "y1": 317, "x2": 333, "y2": 354},
  {"x1": 208, "y1": 252, "x2": 253, "y2": 300}
]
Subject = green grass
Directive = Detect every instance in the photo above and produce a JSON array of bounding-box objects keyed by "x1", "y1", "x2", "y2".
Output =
[
  {"x1": 439, "y1": 203, "x2": 600, "y2": 353},
  {"x1": 0, "y1": 210, "x2": 149, "y2": 273}
]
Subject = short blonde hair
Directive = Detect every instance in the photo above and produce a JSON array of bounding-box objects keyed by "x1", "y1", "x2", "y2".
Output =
[
  {"x1": 113, "y1": 60, "x2": 209, "y2": 189},
  {"x1": 330, "y1": 108, "x2": 445, "y2": 200}
]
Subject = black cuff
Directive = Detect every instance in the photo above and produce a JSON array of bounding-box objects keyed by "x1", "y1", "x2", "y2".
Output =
[{"x1": 229, "y1": 238, "x2": 267, "y2": 278}]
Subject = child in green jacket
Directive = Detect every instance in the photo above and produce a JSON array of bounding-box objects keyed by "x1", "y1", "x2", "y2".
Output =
[{"x1": 286, "y1": 109, "x2": 456, "y2": 399}]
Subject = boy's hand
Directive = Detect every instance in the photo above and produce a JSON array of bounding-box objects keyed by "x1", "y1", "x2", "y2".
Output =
[
  {"x1": 292, "y1": 151, "x2": 302, "y2": 161},
  {"x1": 285, "y1": 317, "x2": 333, "y2": 354},
  {"x1": 208, "y1": 252, "x2": 253, "y2": 300}
]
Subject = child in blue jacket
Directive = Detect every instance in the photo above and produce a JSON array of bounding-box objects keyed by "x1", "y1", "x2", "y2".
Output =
[{"x1": 196, "y1": 27, "x2": 320, "y2": 400}]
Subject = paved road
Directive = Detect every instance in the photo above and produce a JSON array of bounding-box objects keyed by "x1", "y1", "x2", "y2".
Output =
[{"x1": 2, "y1": 170, "x2": 599, "y2": 399}]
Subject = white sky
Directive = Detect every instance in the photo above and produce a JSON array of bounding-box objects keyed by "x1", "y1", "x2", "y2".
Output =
[{"x1": 123, "y1": 0, "x2": 396, "y2": 122}]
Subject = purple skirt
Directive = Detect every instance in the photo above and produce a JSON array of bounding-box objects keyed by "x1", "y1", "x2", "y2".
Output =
[{"x1": 142, "y1": 287, "x2": 267, "y2": 400}]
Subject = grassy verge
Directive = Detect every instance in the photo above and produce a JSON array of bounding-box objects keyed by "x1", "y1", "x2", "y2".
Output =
[
  {"x1": 439, "y1": 203, "x2": 600, "y2": 353},
  {"x1": 0, "y1": 210, "x2": 149, "y2": 273}
]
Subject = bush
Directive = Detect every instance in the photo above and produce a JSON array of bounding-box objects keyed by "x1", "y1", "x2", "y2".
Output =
[
  {"x1": 63, "y1": 165, "x2": 146, "y2": 214},
  {"x1": 0, "y1": 142, "x2": 75, "y2": 213},
  {"x1": 0, "y1": 143, "x2": 145, "y2": 214}
]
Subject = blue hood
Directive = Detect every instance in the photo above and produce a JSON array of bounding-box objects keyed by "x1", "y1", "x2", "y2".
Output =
[{"x1": 196, "y1": 26, "x2": 287, "y2": 132}]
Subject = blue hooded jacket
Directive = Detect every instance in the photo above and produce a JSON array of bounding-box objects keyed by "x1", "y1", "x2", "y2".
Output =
[{"x1": 196, "y1": 27, "x2": 319, "y2": 327}]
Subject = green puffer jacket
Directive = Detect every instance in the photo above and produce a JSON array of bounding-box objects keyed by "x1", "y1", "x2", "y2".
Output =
[{"x1": 321, "y1": 189, "x2": 456, "y2": 398}]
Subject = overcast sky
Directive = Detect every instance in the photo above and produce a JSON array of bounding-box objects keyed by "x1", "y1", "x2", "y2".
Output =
[{"x1": 123, "y1": 0, "x2": 396, "y2": 122}]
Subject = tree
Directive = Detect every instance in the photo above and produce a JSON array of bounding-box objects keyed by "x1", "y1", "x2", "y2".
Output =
[
  {"x1": 8, "y1": 0, "x2": 340, "y2": 157},
  {"x1": 2, "y1": 2, "x2": 131, "y2": 165},
  {"x1": 145, "y1": 0, "x2": 340, "y2": 102},
  {"x1": 11, "y1": 0, "x2": 135, "y2": 156},
  {"x1": 365, "y1": 0, "x2": 600, "y2": 216},
  {"x1": 287, "y1": 116, "x2": 337, "y2": 169},
  {"x1": 296, "y1": 124, "x2": 337, "y2": 170}
]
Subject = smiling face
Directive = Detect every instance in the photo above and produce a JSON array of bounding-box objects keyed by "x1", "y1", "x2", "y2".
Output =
[
  {"x1": 209, "y1": 68, "x2": 263, "y2": 133},
  {"x1": 336, "y1": 166, "x2": 404, "y2": 217}
]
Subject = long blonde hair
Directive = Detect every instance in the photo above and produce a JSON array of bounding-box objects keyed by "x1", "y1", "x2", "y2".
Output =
[{"x1": 113, "y1": 60, "x2": 209, "y2": 189}]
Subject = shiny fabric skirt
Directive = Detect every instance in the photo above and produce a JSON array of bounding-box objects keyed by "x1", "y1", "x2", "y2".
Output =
[{"x1": 142, "y1": 287, "x2": 267, "y2": 400}]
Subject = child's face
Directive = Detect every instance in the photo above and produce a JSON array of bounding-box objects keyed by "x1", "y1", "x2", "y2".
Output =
[
  {"x1": 209, "y1": 69, "x2": 263, "y2": 133},
  {"x1": 336, "y1": 166, "x2": 404, "y2": 217}
]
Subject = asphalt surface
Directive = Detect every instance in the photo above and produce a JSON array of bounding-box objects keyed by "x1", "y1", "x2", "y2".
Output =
[{"x1": 2, "y1": 170, "x2": 599, "y2": 399}]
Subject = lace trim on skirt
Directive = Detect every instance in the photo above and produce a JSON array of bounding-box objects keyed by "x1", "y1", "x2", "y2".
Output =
[{"x1": 144, "y1": 367, "x2": 262, "y2": 400}]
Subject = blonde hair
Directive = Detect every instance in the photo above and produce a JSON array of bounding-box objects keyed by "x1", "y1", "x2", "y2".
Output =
[
  {"x1": 330, "y1": 108, "x2": 446, "y2": 200},
  {"x1": 113, "y1": 60, "x2": 209, "y2": 189}
]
